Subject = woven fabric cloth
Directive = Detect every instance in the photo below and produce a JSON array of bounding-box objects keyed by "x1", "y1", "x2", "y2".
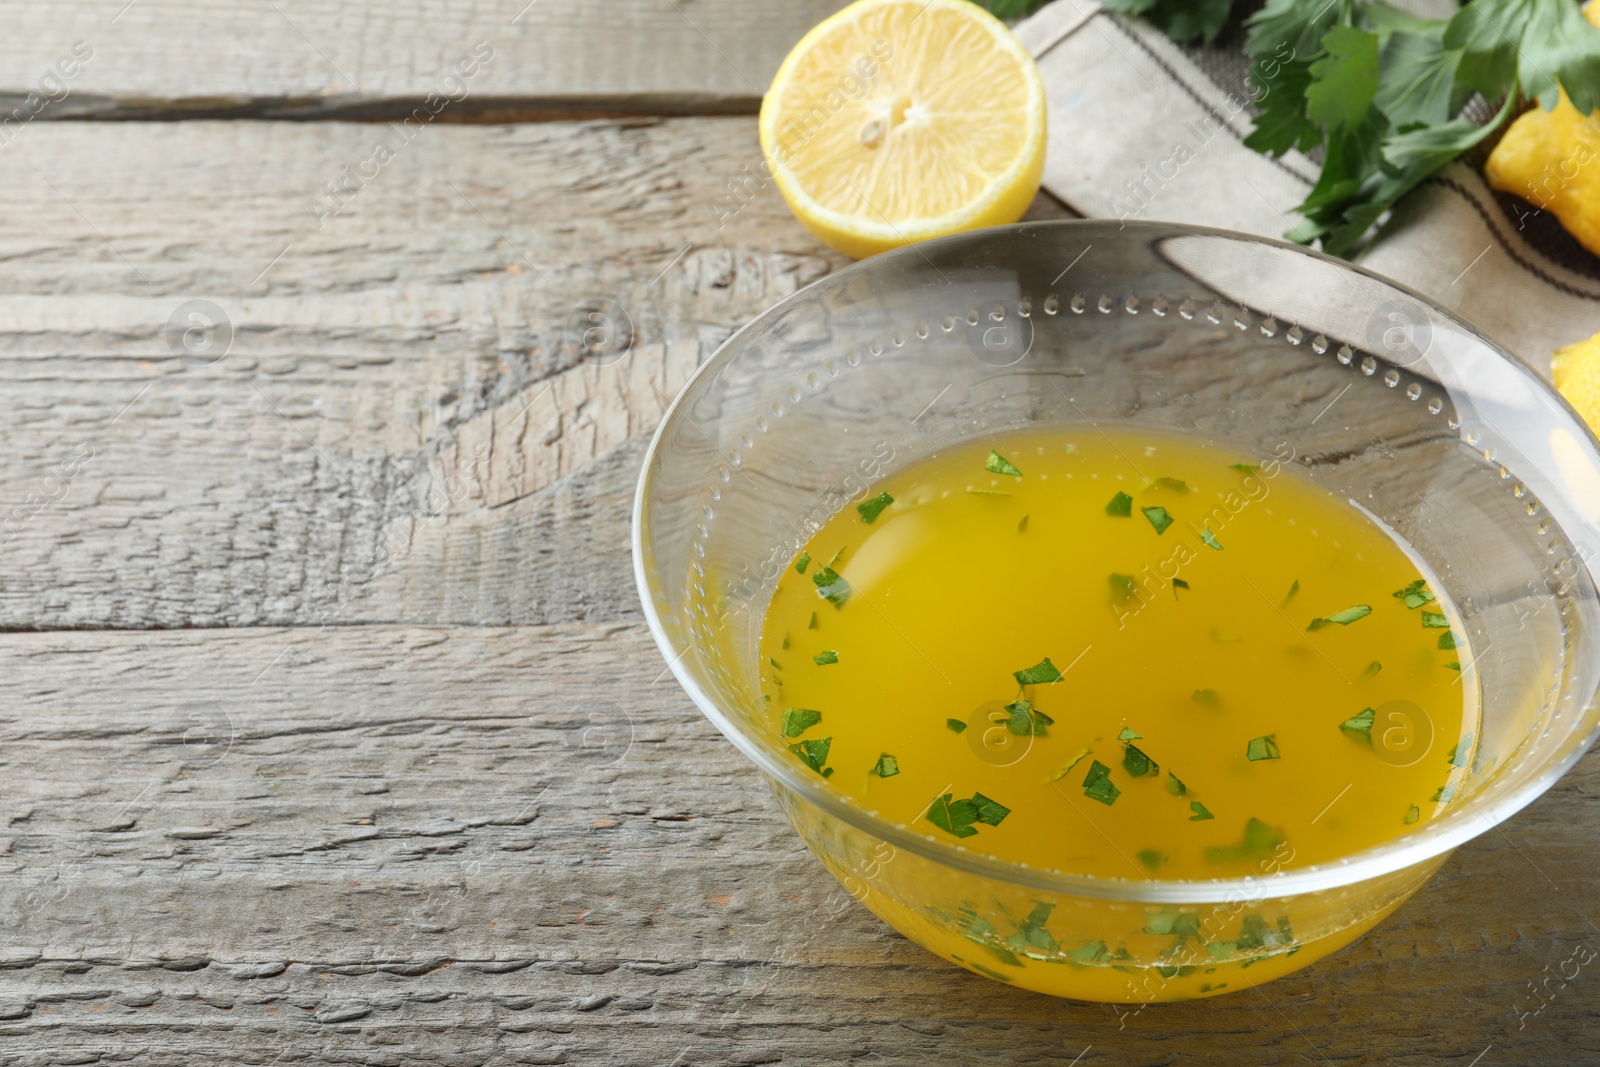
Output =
[{"x1": 1013, "y1": 1, "x2": 1600, "y2": 371}]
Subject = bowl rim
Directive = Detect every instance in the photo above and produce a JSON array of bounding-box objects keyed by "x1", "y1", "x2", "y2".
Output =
[{"x1": 631, "y1": 218, "x2": 1600, "y2": 904}]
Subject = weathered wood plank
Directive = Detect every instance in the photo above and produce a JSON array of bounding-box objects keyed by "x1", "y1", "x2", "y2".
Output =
[
  {"x1": 0, "y1": 118, "x2": 1074, "y2": 632},
  {"x1": 0, "y1": 0, "x2": 849, "y2": 119},
  {"x1": 0, "y1": 622, "x2": 1593, "y2": 1063}
]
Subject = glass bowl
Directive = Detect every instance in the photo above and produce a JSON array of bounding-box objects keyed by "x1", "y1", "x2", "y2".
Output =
[{"x1": 631, "y1": 220, "x2": 1600, "y2": 1002}]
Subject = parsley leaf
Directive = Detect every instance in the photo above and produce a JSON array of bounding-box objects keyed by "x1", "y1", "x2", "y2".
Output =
[
  {"x1": 1142, "y1": 506, "x2": 1174, "y2": 534},
  {"x1": 1200, "y1": 527, "x2": 1223, "y2": 550},
  {"x1": 808, "y1": 611, "x2": 818, "y2": 630},
  {"x1": 789, "y1": 737, "x2": 832, "y2": 774},
  {"x1": 927, "y1": 793, "x2": 979, "y2": 838},
  {"x1": 1013, "y1": 657, "x2": 1063, "y2": 686},
  {"x1": 1438, "y1": 631, "x2": 1458, "y2": 650},
  {"x1": 1110, "y1": 573, "x2": 1138, "y2": 600},
  {"x1": 812, "y1": 566, "x2": 851, "y2": 608},
  {"x1": 857, "y1": 492, "x2": 893, "y2": 524},
  {"x1": 1018, "y1": 514, "x2": 1029, "y2": 534},
  {"x1": 1137, "y1": 848, "x2": 1165, "y2": 872},
  {"x1": 1308, "y1": 604, "x2": 1372, "y2": 630},
  {"x1": 970, "y1": 792, "x2": 1011, "y2": 827},
  {"x1": 795, "y1": 552, "x2": 810, "y2": 575},
  {"x1": 1117, "y1": 727, "x2": 1142, "y2": 740},
  {"x1": 1153, "y1": 477, "x2": 1189, "y2": 492},
  {"x1": 1284, "y1": 579, "x2": 1300, "y2": 605},
  {"x1": 782, "y1": 708, "x2": 822, "y2": 738},
  {"x1": 871, "y1": 753, "x2": 900, "y2": 778},
  {"x1": 1307, "y1": 26, "x2": 1381, "y2": 132},
  {"x1": 1082, "y1": 760, "x2": 1121, "y2": 806},
  {"x1": 1192, "y1": 688, "x2": 1221, "y2": 708},
  {"x1": 1106, "y1": 491, "x2": 1133, "y2": 517},
  {"x1": 1230, "y1": 463, "x2": 1260, "y2": 473},
  {"x1": 1340, "y1": 707, "x2": 1376, "y2": 740},
  {"x1": 1420, "y1": 610, "x2": 1449, "y2": 628},
  {"x1": 1404, "y1": 803, "x2": 1421, "y2": 825},
  {"x1": 1447, "y1": 732, "x2": 1474, "y2": 767},
  {"x1": 1165, "y1": 771, "x2": 1187, "y2": 796},
  {"x1": 1393, "y1": 578, "x2": 1436, "y2": 609},
  {"x1": 1189, "y1": 800, "x2": 1216, "y2": 821},
  {"x1": 812, "y1": 650, "x2": 838, "y2": 666},
  {"x1": 985, "y1": 450, "x2": 1022, "y2": 476},
  {"x1": 1431, "y1": 782, "x2": 1456, "y2": 803},
  {"x1": 1365, "y1": 660, "x2": 1382, "y2": 678},
  {"x1": 946, "y1": 717, "x2": 968, "y2": 734},
  {"x1": 1173, "y1": 577, "x2": 1190, "y2": 597},
  {"x1": 1246, "y1": 734, "x2": 1282, "y2": 761},
  {"x1": 1003, "y1": 699, "x2": 1053, "y2": 737},
  {"x1": 1123, "y1": 742, "x2": 1159, "y2": 778}
]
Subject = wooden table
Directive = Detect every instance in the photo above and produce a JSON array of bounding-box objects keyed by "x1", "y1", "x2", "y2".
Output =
[{"x1": 0, "y1": 2, "x2": 1595, "y2": 1063}]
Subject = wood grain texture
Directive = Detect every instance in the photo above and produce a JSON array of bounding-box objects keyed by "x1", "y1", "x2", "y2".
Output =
[
  {"x1": 0, "y1": 0, "x2": 850, "y2": 119},
  {"x1": 0, "y1": 623, "x2": 1593, "y2": 1064}
]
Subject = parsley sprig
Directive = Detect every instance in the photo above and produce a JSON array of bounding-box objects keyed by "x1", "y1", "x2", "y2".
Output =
[{"x1": 1109, "y1": 0, "x2": 1600, "y2": 255}]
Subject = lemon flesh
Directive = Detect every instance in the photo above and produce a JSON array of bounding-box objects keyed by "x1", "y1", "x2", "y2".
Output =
[
  {"x1": 759, "y1": 0, "x2": 1046, "y2": 259},
  {"x1": 1552, "y1": 333, "x2": 1600, "y2": 434}
]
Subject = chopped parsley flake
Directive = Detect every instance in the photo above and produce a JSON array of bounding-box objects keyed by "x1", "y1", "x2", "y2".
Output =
[
  {"x1": 1364, "y1": 660, "x2": 1382, "y2": 678},
  {"x1": 1018, "y1": 514, "x2": 1030, "y2": 534},
  {"x1": 812, "y1": 650, "x2": 838, "y2": 666},
  {"x1": 1065, "y1": 940, "x2": 1109, "y2": 964},
  {"x1": 1393, "y1": 579, "x2": 1436, "y2": 609},
  {"x1": 1189, "y1": 801, "x2": 1215, "y2": 821},
  {"x1": 857, "y1": 492, "x2": 894, "y2": 523},
  {"x1": 985, "y1": 450, "x2": 1022, "y2": 476},
  {"x1": 795, "y1": 552, "x2": 811, "y2": 575},
  {"x1": 1431, "y1": 783, "x2": 1456, "y2": 803},
  {"x1": 1230, "y1": 463, "x2": 1260, "y2": 473},
  {"x1": 1045, "y1": 747, "x2": 1093, "y2": 783},
  {"x1": 1284, "y1": 580, "x2": 1300, "y2": 605},
  {"x1": 1438, "y1": 631, "x2": 1458, "y2": 650},
  {"x1": 1122, "y1": 743, "x2": 1159, "y2": 778},
  {"x1": 926, "y1": 793, "x2": 979, "y2": 838},
  {"x1": 1173, "y1": 577, "x2": 1190, "y2": 596},
  {"x1": 970, "y1": 793, "x2": 1010, "y2": 826},
  {"x1": 1445, "y1": 661, "x2": 1461, "y2": 671},
  {"x1": 1200, "y1": 528, "x2": 1223, "y2": 550},
  {"x1": 1205, "y1": 817, "x2": 1284, "y2": 863},
  {"x1": 1003, "y1": 699, "x2": 1054, "y2": 737},
  {"x1": 1308, "y1": 604, "x2": 1372, "y2": 630},
  {"x1": 1106, "y1": 491, "x2": 1133, "y2": 517},
  {"x1": 1246, "y1": 735, "x2": 1281, "y2": 761},
  {"x1": 1013, "y1": 657, "x2": 1063, "y2": 686},
  {"x1": 1110, "y1": 573, "x2": 1138, "y2": 600},
  {"x1": 1144, "y1": 911, "x2": 1201, "y2": 937},
  {"x1": 870, "y1": 753, "x2": 900, "y2": 778},
  {"x1": 812, "y1": 566, "x2": 851, "y2": 608},
  {"x1": 1192, "y1": 688, "x2": 1220, "y2": 708},
  {"x1": 1447, "y1": 733, "x2": 1474, "y2": 767},
  {"x1": 1137, "y1": 849, "x2": 1164, "y2": 871},
  {"x1": 927, "y1": 790, "x2": 1009, "y2": 838},
  {"x1": 1142, "y1": 506, "x2": 1174, "y2": 534},
  {"x1": 1117, "y1": 727, "x2": 1141, "y2": 741},
  {"x1": 1339, "y1": 708, "x2": 1376, "y2": 740},
  {"x1": 1082, "y1": 759, "x2": 1121, "y2": 806},
  {"x1": 946, "y1": 717, "x2": 968, "y2": 734},
  {"x1": 1420, "y1": 611, "x2": 1449, "y2": 629},
  {"x1": 781, "y1": 708, "x2": 822, "y2": 738},
  {"x1": 1404, "y1": 804, "x2": 1421, "y2": 825},
  {"x1": 808, "y1": 612, "x2": 818, "y2": 630},
  {"x1": 1153, "y1": 477, "x2": 1189, "y2": 492},
  {"x1": 1165, "y1": 772, "x2": 1187, "y2": 796},
  {"x1": 781, "y1": 634, "x2": 790, "y2": 650},
  {"x1": 769, "y1": 657, "x2": 782, "y2": 670},
  {"x1": 827, "y1": 546, "x2": 846, "y2": 568},
  {"x1": 788, "y1": 737, "x2": 831, "y2": 774}
]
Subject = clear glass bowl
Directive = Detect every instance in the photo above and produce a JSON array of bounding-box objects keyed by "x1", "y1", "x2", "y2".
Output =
[{"x1": 631, "y1": 221, "x2": 1600, "y2": 1002}]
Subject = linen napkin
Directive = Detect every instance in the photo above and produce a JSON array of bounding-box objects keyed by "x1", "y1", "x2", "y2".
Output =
[{"x1": 1012, "y1": 0, "x2": 1600, "y2": 372}]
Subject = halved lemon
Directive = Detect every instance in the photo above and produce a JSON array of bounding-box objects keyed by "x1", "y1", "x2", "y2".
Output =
[{"x1": 759, "y1": 0, "x2": 1047, "y2": 259}]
